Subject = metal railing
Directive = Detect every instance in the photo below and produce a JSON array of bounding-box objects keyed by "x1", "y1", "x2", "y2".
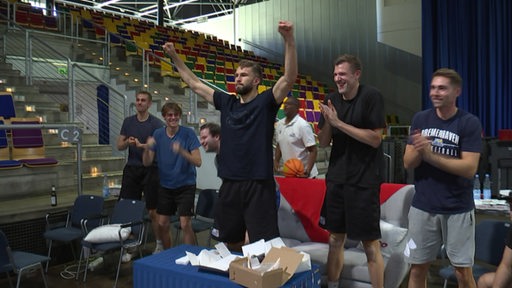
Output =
[{"x1": 1, "y1": 16, "x2": 128, "y2": 154}]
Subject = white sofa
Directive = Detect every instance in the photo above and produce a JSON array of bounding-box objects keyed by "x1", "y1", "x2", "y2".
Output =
[{"x1": 276, "y1": 178, "x2": 415, "y2": 288}]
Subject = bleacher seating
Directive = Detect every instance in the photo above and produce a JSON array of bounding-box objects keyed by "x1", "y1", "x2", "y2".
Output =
[
  {"x1": 6, "y1": 2, "x2": 59, "y2": 31},
  {"x1": 0, "y1": 2, "x2": 7, "y2": 23},
  {"x1": 10, "y1": 117, "x2": 58, "y2": 167},
  {"x1": 12, "y1": 3, "x2": 330, "y2": 135},
  {"x1": 29, "y1": 10, "x2": 45, "y2": 29}
]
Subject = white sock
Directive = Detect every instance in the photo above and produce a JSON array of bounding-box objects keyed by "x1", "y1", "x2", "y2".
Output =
[
  {"x1": 327, "y1": 281, "x2": 339, "y2": 288},
  {"x1": 156, "y1": 240, "x2": 163, "y2": 248}
]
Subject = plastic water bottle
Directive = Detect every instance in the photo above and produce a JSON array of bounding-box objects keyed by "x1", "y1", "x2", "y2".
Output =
[
  {"x1": 473, "y1": 174, "x2": 481, "y2": 200},
  {"x1": 102, "y1": 173, "x2": 110, "y2": 198},
  {"x1": 483, "y1": 173, "x2": 492, "y2": 200},
  {"x1": 50, "y1": 185, "x2": 57, "y2": 206}
]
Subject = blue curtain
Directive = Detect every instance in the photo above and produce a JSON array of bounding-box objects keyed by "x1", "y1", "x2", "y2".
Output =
[
  {"x1": 422, "y1": 0, "x2": 512, "y2": 137},
  {"x1": 97, "y1": 85, "x2": 109, "y2": 145}
]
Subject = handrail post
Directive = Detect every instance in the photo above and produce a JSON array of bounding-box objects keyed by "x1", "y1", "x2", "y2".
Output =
[
  {"x1": 68, "y1": 62, "x2": 74, "y2": 122},
  {"x1": 106, "y1": 33, "x2": 111, "y2": 67},
  {"x1": 77, "y1": 138, "x2": 83, "y2": 195},
  {"x1": 25, "y1": 30, "x2": 30, "y2": 85}
]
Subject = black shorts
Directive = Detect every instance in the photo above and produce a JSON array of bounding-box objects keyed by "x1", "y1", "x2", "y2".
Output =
[
  {"x1": 212, "y1": 179, "x2": 279, "y2": 244},
  {"x1": 156, "y1": 185, "x2": 195, "y2": 217},
  {"x1": 319, "y1": 182, "x2": 381, "y2": 241},
  {"x1": 119, "y1": 165, "x2": 159, "y2": 209}
]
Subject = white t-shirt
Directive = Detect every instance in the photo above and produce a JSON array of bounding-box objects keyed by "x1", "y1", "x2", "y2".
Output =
[{"x1": 275, "y1": 114, "x2": 318, "y2": 178}]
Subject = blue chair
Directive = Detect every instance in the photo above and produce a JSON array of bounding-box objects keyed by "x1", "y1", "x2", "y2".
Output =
[
  {"x1": 0, "y1": 229, "x2": 50, "y2": 288},
  {"x1": 439, "y1": 219, "x2": 511, "y2": 288},
  {"x1": 76, "y1": 199, "x2": 145, "y2": 288},
  {"x1": 43, "y1": 194, "x2": 104, "y2": 272},
  {"x1": 173, "y1": 189, "x2": 218, "y2": 247}
]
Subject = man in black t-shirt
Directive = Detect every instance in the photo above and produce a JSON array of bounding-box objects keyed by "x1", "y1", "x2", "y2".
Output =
[
  {"x1": 317, "y1": 54, "x2": 386, "y2": 288},
  {"x1": 117, "y1": 91, "x2": 164, "y2": 258},
  {"x1": 163, "y1": 21, "x2": 297, "y2": 252}
]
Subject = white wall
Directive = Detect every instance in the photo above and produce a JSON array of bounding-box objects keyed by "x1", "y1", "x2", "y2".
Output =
[
  {"x1": 196, "y1": 146, "x2": 222, "y2": 190},
  {"x1": 184, "y1": 0, "x2": 423, "y2": 124},
  {"x1": 183, "y1": 15, "x2": 236, "y2": 45},
  {"x1": 377, "y1": 0, "x2": 422, "y2": 56}
]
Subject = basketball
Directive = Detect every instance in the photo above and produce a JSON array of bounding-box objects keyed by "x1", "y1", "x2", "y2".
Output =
[{"x1": 282, "y1": 158, "x2": 305, "y2": 177}]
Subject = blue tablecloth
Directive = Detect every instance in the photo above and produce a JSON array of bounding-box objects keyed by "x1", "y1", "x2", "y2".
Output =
[{"x1": 133, "y1": 244, "x2": 320, "y2": 288}]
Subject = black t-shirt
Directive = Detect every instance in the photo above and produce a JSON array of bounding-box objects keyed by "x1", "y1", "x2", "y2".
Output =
[
  {"x1": 213, "y1": 89, "x2": 280, "y2": 180},
  {"x1": 120, "y1": 114, "x2": 164, "y2": 166},
  {"x1": 318, "y1": 84, "x2": 386, "y2": 187}
]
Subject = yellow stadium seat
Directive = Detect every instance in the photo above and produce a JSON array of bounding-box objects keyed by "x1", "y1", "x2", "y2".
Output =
[
  {"x1": 177, "y1": 54, "x2": 187, "y2": 62},
  {"x1": 81, "y1": 9, "x2": 92, "y2": 20},
  {"x1": 313, "y1": 100, "x2": 320, "y2": 111},
  {"x1": 197, "y1": 56, "x2": 207, "y2": 64},
  {"x1": 161, "y1": 59, "x2": 179, "y2": 78}
]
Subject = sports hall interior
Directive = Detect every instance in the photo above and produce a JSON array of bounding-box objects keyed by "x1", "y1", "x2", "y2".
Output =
[{"x1": 1, "y1": 0, "x2": 511, "y2": 287}]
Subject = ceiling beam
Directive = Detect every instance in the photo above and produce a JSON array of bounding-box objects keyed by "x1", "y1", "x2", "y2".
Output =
[
  {"x1": 95, "y1": 0, "x2": 122, "y2": 8},
  {"x1": 171, "y1": 8, "x2": 232, "y2": 25},
  {"x1": 138, "y1": 0, "x2": 199, "y2": 17}
]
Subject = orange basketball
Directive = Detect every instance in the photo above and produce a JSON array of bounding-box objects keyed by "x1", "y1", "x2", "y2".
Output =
[{"x1": 282, "y1": 158, "x2": 305, "y2": 177}]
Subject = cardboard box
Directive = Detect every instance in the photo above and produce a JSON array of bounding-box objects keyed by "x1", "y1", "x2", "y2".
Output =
[{"x1": 229, "y1": 246, "x2": 304, "y2": 288}]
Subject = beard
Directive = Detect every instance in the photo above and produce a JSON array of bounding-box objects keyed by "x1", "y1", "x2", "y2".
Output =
[{"x1": 236, "y1": 83, "x2": 253, "y2": 96}]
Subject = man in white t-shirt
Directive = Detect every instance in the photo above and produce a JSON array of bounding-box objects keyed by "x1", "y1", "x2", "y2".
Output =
[{"x1": 274, "y1": 97, "x2": 318, "y2": 178}]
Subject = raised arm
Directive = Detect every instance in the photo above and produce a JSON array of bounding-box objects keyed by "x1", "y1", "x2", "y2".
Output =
[
  {"x1": 163, "y1": 42, "x2": 215, "y2": 104},
  {"x1": 272, "y1": 21, "x2": 298, "y2": 104}
]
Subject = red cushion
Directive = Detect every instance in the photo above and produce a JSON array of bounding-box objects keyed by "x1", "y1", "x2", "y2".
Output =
[
  {"x1": 277, "y1": 178, "x2": 408, "y2": 244},
  {"x1": 276, "y1": 177, "x2": 329, "y2": 243},
  {"x1": 380, "y1": 183, "x2": 407, "y2": 204}
]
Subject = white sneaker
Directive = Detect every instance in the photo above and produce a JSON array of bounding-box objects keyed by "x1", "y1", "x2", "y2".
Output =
[
  {"x1": 152, "y1": 246, "x2": 164, "y2": 255},
  {"x1": 121, "y1": 252, "x2": 133, "y2": 263}
]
